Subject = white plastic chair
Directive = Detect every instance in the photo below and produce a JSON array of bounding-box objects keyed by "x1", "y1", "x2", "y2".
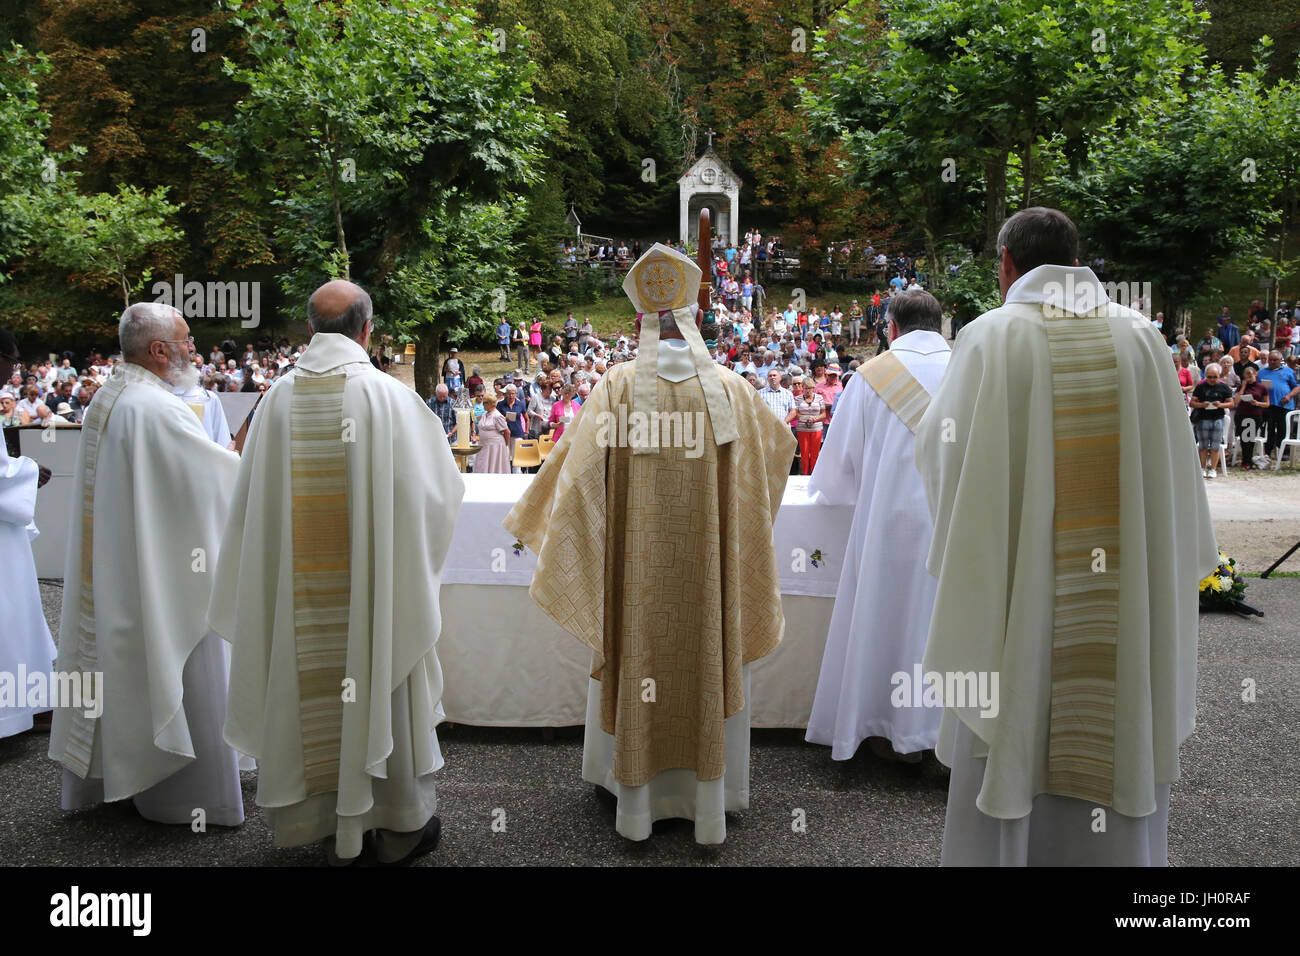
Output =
[{"x1": 1274, "y1": 410, "x2": 1300, "y2": 470}]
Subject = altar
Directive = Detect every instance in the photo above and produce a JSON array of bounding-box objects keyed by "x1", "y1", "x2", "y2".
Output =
[{"x1": 13, "y1": 421, "x2": 852, "y2": 728}]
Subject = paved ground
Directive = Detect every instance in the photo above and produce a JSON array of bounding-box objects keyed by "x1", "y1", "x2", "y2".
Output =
[{"x1": 1, "y1": 571, "x2": 1294, "y2": 867}]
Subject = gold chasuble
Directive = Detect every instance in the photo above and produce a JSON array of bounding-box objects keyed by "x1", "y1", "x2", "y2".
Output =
[
  {"x1": 505, "y1": 245, "x2": 796, "y2": 787},
  {"x1": 1041, "y1": 302, "x2": 1121, "y2": 805}
]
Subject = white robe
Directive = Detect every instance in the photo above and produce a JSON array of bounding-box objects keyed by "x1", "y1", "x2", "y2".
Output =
[
  {"x1": 578, "y1": 340, "x2": 753, "y2": 845},
  {"x1": 173, "y1": 385, "x2": 232, "y2": 445},
  {"x1": 48, "y1": 363, "x2": 244, "y2": 824},
  {"x1": 208, "y1": 332, "x2": 464, "y2": 860},
  {"x1": 805, "y1": 329, "x2": 951, "y2": 758},
  {"x1": 916, "y1": 265, "x2": 1217, "y2": 864},
  {"x1": 0, "y1": 454, "x2": 57, "y2": 738}
]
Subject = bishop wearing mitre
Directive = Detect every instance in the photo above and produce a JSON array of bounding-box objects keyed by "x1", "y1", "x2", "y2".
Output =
[
  {"x1": 805, "y1": 290, "x2": 951, "y2": 764},
  {"x1": 504, "y1": 243, "x2": 796, "y2": 844},
  {"x1": 916, "y1": 208, "x2": 1217, "y2": 865},
  {"x1": 48, "y1": 304, "x2": 245, "y2": 826},
  {"x1": 1, "y1": 328, "x2": 56, "y2": 740},
  {"x1": 208, "y1": 280, "x2": 464, "y2": 865}
]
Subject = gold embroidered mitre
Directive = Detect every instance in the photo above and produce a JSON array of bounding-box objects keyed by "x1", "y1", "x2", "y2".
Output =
[{"x1": 622, "y1": 244, "x2": 738, "y2": 453}]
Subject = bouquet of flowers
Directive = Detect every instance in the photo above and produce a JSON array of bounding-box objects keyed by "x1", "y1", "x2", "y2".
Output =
[{"x1": 1198, "y1": 551, "x2": 1262, "y2": 617}]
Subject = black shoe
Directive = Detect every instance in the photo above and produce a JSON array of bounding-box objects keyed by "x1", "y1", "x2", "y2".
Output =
[{"x1": 380, "y1": 816, "x2": 442, "y2": 867}]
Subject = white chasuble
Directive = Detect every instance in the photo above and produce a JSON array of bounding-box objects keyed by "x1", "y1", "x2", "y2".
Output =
[
  {"x1": 208, "y1": 332, "x2": 464, "y2": 859},
  {"x1": 916, "y1": 265, "x2": 1217, "y2": 864},
  {"x1": 0, "y1": 453, "x2": 57, "y2": 738},
  {"x1": 805, "y1": 330, "x2": 950, "y2": 758},
  {"x1": 47, "y1": 362, "x2": 243, "y2": 823},
  {"x1": 173, "y1": 384, "x2": 233, "y2": 445}
]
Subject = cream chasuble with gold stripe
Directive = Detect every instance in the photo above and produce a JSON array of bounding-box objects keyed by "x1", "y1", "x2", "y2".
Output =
[
  {"x1": 918, "y1": 265, "x2": 1217, "y2": 820},
  {"x1": 209, "y1": 332, "x2": 464, "y2": 859},
  {"x1": 49, "y1": 362, "x2": 241, "y2": 802}
]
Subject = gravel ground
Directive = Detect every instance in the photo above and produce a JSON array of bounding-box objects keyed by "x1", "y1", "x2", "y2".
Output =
[{"x1": 1, "y1": 568, "x2": 1294, "y2": 867}]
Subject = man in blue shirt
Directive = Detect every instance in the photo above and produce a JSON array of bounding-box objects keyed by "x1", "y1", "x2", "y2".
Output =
[
  {"x1": 501, "y1": 383, "x2": 529, "y2": 473},
  {"x1": 1258, "y1": 350, "x2": 1300, "y2": 458},
  {"x1": 497, "y1": 318, "x2": 512, "y2": 361},
  {"x1": 426, "y1": 383, "x2": 457, "y2": 439},
  {"x1": 889, "y1": 274, "x2": 906, "y2": 292}
]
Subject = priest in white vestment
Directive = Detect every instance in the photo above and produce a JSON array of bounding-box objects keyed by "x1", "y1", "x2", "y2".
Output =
[
  {"x1": 805, "y1": 291, "x2": 951, "y2": 763},
  {"x1": 208, "y1": 281, "x2": 463, "y2": 865},
  {"x1": 505, "y1": 245, "x2": 796, "y2": 844},
  {"x1": 916, "y1": 208, "x2": 1217, "y2": 866},
  {"x1": 173, "y1": 379, "x2": 233, "y2": 447},
  {"x1": 0, "y1": 329, "x2": 57, "y2": 738},
  {"x1": 48, "y1": 304, "x2": 245, "y2": 827}
]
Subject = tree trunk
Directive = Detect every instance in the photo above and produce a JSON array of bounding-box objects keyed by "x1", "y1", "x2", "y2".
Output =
[
  {"x1": 1272, "y1": 220, "x2": 1287, "y2": 352},
  {"x1": 324, "y1": 123, "x2": 350, "y2": 280},
  {"x1": 1021, "y1": 137, "x2": 1033, "y2": 208},
  {"x1": 981, "y1": 152, "x2": 1009, "y2": 259},
  {"x1": 414, "y1": 326, "x2": 441, "y2": 401}
]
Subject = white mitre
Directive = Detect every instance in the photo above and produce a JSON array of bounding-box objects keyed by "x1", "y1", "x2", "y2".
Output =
[{"x1": 622, "y1": 243, "x2": 738, "y2": 454}]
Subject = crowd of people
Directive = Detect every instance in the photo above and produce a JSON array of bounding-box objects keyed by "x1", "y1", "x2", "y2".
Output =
[
  {"x1": 0, "y1": 334, "x2": 311, "y2": 431},
  {"x1": 430, "y1": 282, "x2": 937, "y2": 475},
  {"x1": 1174, "y1": 303, "x2": 1300, "y2": 475}
]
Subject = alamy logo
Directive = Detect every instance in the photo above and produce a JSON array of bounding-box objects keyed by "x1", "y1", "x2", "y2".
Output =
[
  {"x1": 890, "y1": 665, "x2": 999, "y2": 718},
  {"x1": 1041, "y1": 274, "x2": 1151, "y2": 317},
  {"x1": 152, "y1": 273, "x2": 260, "y2": 328},
  {"x1": 49, "y1": 886, "x2": 151, "y2": 936},
  {"x1": 592, "y1": 405, "x2": 708, "y2": 459},
  {"x1": 0, "y1": 666, "x2": 102, "y2": 718}
]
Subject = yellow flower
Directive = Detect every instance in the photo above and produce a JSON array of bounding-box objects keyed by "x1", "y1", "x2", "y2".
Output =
[{"x1": 1199, "y1": 574, "x2": 1216, "y2": 592}]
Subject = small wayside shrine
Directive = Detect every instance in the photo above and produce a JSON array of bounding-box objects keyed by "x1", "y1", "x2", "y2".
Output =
[{"x1": 678, "y1": 132, "x2": 741, "y2": 249}]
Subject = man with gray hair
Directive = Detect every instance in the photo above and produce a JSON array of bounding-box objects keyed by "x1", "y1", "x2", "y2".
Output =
[
  {"x1": 209, "y1": 279, "x2": 464, "y2": 865},
  {"x1": 49, "y1": 303, "x2": 245, "y2": 829},
  {"x1": 916, "y1": 207, "x2": 1216, "y2": 865},
  {"x1": 806, "y1": 289, "x2": 951, "y2": 766}
]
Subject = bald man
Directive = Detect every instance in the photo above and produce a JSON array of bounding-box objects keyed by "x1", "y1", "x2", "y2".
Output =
[
  {"x1": 210, "y1": 279, "x2": 464, "y2": 865},
  {"x1": 49, "y1": 303, "x2": 245, "y2": 827}
]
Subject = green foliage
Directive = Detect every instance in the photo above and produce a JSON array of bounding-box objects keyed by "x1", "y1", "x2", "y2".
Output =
[
  {"x1": 200, "y1": 0, "x2": 555, "y2": 394},
  {"x1": 807, "y1": 0, "x2": 1208, "y2": 256},
  {"x1": 38, "y1": 184, "x2": 183, "y2": 309},
  {"x1": 0, "y1": 45, "x2": 64, "y2": 279},
  {"x1": 1050, "y1": 58, "x2": 1279, "y2": 328},
  {"x1": 933, "y1": 258, "x2": 1001, "y2": 326}
]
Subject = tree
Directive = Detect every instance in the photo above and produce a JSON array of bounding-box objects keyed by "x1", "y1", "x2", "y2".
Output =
[
  {"x1": 1051, "y1": 62, "x2": 1273, "y2": 336},
  {"x1": 39, "y1": 185, "x2": 183, "y2": 310},
  {"x1": 1219, "y1": 43, "x2": 1300, "y2": 345},
  {"x1": 0, "y1": 44, "x2": 60, "y2": 280},
  {"x1": 807, "y1": 0, "x2": 1207, "y2": 257},
  {"x1": 201, "y1": 0, "x2": 554, "y2": 395}
]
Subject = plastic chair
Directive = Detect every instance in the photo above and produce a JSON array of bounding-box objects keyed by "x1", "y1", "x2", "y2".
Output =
[
  {"x1": 512, "y1": 439, "x2": 542, "y2": 469},
  {"x1": 1275, "y1": 410, "x2": 1300, "y2": 470},
  {"x1": 537, "y1": 434, "x2": 555, "y2": 461},
  {"x1": 1233, "y1": 417, "x2": 1267, "y2": 466}
]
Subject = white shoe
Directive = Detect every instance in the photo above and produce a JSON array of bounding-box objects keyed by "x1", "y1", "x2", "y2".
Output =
[{"x1": 1206, "y1": 469, "x2": 1215, "y2": 479}]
